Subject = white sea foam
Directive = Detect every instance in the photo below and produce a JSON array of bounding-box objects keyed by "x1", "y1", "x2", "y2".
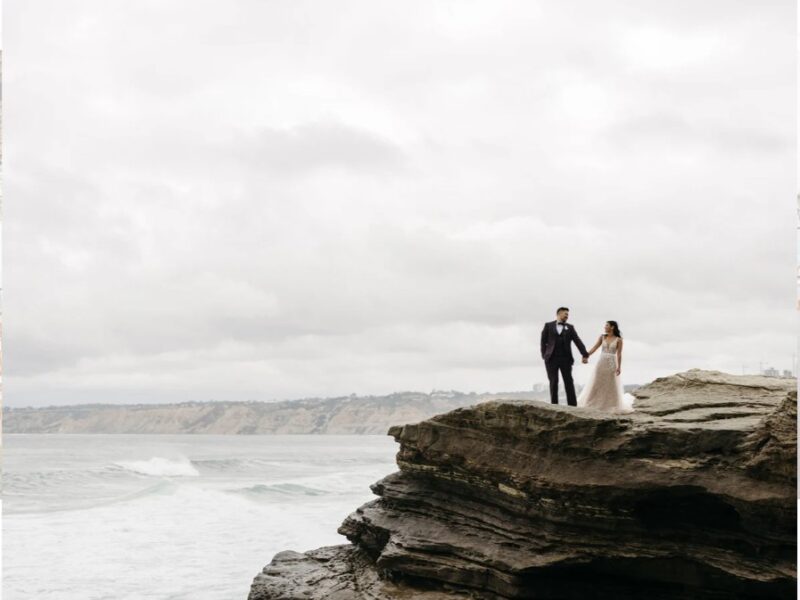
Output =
[
  {"x1": 232, "y1": 482, "x2": 329, "y2": 497},
  {"x1": 114, "y1": 456, "x2": 201, "y2": 477},
  {"x1": 4, "y1": 434, "x2": 397, "y2": 600}
]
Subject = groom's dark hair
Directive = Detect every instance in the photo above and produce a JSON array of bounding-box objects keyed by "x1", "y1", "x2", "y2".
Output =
[{"x1": 556, "y1": 306, "x2": 569, "y2": 313}]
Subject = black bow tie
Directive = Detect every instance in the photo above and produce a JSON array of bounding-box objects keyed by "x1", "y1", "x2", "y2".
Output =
[{"x1": 558, "y1": 323, "x2": 566, "y2": 326}]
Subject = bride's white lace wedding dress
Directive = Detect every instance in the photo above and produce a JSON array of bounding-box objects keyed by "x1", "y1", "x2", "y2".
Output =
[{"x1": 577, "y1": 337, "x2": 630, "y2": 412}]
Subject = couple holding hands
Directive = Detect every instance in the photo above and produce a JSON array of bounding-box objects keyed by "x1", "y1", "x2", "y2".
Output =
[{"x1": 541, "y1": 306, "x2": 630, "y2": 413}]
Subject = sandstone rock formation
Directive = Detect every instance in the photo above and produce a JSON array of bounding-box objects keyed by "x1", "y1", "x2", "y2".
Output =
[{"x1": 249, "y1": 370, "x2": 797, "y2": 599}]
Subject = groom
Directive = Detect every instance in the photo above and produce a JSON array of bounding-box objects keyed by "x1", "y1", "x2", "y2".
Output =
[{"x1": 541, "y1": 307, "x2": 589, "y2": 406}]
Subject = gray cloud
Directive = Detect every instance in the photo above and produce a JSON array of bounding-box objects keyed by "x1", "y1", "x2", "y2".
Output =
[
  {"x1": 610, "y1": 114, "x2": 793, "y2": 155},
  {"x1": 5, "y1": 0, "x2": 796, "y2": 406},
  {"x1": 235, "y1": 121, "x2": 405, "y2": 174}
]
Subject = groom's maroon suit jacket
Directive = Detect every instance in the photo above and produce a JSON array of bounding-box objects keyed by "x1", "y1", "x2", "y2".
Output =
[{"x1": 540, "y1": 321, "x2": 589, "y2": 365}]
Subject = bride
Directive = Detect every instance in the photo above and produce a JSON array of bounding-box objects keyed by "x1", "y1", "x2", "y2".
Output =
[{"x1": 577, "y1": 321, "x2": 632, "y2": 413}]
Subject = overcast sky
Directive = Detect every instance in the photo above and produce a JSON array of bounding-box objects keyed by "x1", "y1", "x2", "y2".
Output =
[{"x1": 5, "y1": 0, "x2": 796, "y2": 407}]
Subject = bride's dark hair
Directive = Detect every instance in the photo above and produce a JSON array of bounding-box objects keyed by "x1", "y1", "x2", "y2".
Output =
[{"x1": 606, "y1": 321, "x2": 622, "y2": 338}]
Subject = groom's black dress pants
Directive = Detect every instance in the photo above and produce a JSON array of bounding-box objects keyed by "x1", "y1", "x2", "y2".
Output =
[{"x1": 546, "y1": 359, "x2": 577, "y2": 406}]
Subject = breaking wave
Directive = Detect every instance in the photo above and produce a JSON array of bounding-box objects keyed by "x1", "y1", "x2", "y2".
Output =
[{"x1": 113, "y1": 456, "x2": 200, "y2": 477}]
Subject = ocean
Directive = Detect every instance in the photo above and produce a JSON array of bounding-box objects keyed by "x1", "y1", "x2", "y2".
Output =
[{"x1": 3, "y1": 434, "x2": 398, "y2": 600}]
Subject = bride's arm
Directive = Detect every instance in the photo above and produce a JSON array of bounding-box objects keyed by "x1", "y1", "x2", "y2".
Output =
[
  {"x1": 587, "y1": 335, "x2": 602, "y2": 356},
  {"x1": 616, "y1": 339, "x2": 623, "y2": 374}
]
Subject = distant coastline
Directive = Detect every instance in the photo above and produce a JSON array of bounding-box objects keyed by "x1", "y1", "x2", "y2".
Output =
[{"x1": 4, "y1": 389, "x2": 641, "y2": 435}]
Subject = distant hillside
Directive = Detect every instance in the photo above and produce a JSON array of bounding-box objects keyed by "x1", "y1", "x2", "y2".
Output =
[{"x1": 2, "y1": 390, "x2": 550, "y2": 434}]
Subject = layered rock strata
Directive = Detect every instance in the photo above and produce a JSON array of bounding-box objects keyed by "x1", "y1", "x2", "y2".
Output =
[{"x1": 249, "y1": 370, "x2": 797, "y2": 599}]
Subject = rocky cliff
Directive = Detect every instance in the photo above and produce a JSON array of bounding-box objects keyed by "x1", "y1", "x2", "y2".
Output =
[{"x1": 248, "y1": 370, "x2": 797, "y2": 599}]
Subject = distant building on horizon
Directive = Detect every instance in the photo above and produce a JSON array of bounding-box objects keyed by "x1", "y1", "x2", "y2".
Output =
[{"x1": 760, "y1": 367, "x2": 795, "y2": 378}]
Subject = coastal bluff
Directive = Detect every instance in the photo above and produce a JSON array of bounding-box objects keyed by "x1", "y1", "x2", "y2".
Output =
[
  {"x1": 3, "y1": 391, "x2": 544, "y2": 435},
  {"x1": 248, "y1": 370, "x2": 797, "y2": 599}
]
